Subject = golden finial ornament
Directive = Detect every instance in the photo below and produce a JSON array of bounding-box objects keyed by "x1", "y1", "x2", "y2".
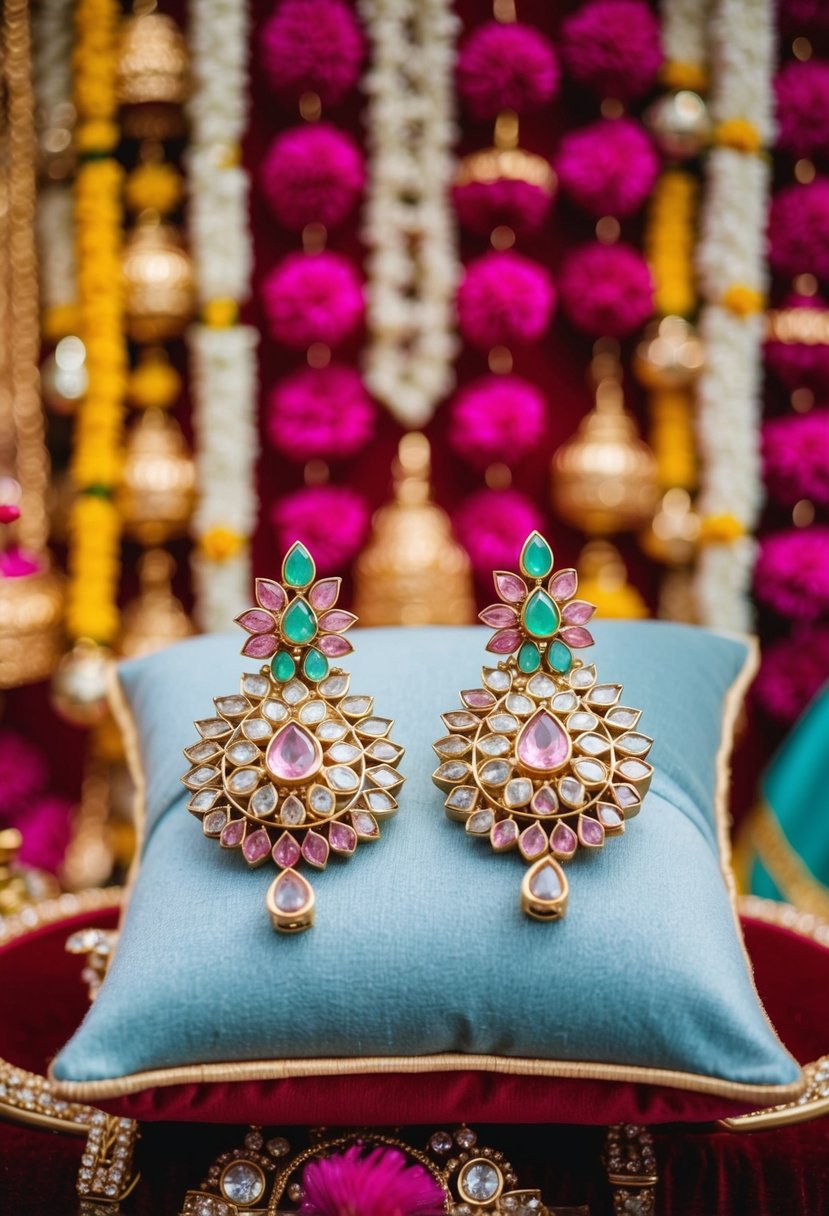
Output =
[
  {"x1": 634, "y1": 316, "x2": 704, "y2": 391},
  {"x1": 0, "y1": 829, "x2": 59, "y2": 916},
  {"x1": 575, "y1": 540, "x2": 648, "y2": 620},
  {"x1": 123, "y1": 215, "x2": 195, "y2": 343},
  {"x1": 120, "y1": 549, "x2": 194, "y2": 658},
  {"x1": 117, "y1": 2, "x2": 190, "y2": 139},
  {"x1": 117, "y1": 409, "x2": 196, "y2": 545},
  {"x1": 50, "y1": 639, "x2": 113, "y2": 727},
  {"x1": 354, "y1": 434, "x2": 475, "y2": 626},
  {"x1": 551, "y1": 372, "x2": 659, "y2": 535}
]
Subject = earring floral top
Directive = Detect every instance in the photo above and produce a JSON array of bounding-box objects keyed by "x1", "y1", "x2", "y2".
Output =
[{"x1": 433, "y1": 532, "x2": 653, "y2": 921}]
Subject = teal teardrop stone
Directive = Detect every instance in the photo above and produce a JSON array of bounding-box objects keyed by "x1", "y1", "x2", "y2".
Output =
[
  {"x1": 523, "y1": 588, "x2": 560, "y2": 638},
  {"x1": 303, "y1": 648, "x2": 328, "y2": 683},
  {"x1": 520, "y1": 532, "x2": 553, "y2": 579},
  {"x1": 271, "y1": 651, "x2": 296, "y2": 682},
  {"x1": 547, "y1": 640, "x2": 572, "y2": 674},
  {"x1": 283, "y1": 542, "x2": 315, "y2": 588},
  {"x1": 282, "y1": 598, "x2": 317, "y2": 644},
  {"x1": 518, "y1": 641, "x2": 541, "y2": 673}
]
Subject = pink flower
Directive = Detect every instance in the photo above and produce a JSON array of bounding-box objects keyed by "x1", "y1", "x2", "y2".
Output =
[
  {"x1": 556, "y1": 118, "x2": 660, "y2": 218},
  {"x1": 763, "y1": 410, "x2": 829, "y2": 507},
  {"x1": 448, "y1": 375, "x2": 547, "y2": 470},
  {"x1": 753, "y1": 625, "x2": 829, "y2": 724},
  {"x1": 0, "y1": 729, "x2": 48, "y2": 811},
  {"x1": 453, "y1": 488, "x2": 544, "y2": 577},
  {"x1": 754, "y1": 528, "x2": 829, "y2": 621},
  {"x1": 261, "y1": 0, "x2": 365, "y2": 107},
  {"x1": 561, "y1": 0, "x2": 663, "y2": 102},
  {"x1": 775, "y1": 61, "x2": 829, "y2": 161},
  {"x1": 765, "y1": 292, "x2": 829, "y2": 392},
  {"x1": 261, "y1": 252, "x2": 364, "y2": 349},
  {"x1": 260, "y1": 125, "x2": 365, "y2": 231},
  {"x1": 271, "y1": 486, "x2": 368, "y2": 572},
  {"x1": 768, "y1": 179, "x2": 829, "y2": 281},
  {"x1": 560, "y1": 242, "x2": 654, "y2": 337},
  {"x1": 457, "y1": 251, "x2": 555, "y2": 349},
  {"x1": 267, "y1": 365, "x2": 375, "y2": 462},
  {"x1": 456, "y1": 21, "x2": 559, "y2": 119},
  {"x1": 300, "y1": 1145, "x2": 445, "y2": 1216},
  {"x1": 0, "y1": 547, "x2": 44, "y2": 578},
  {"x1": 453, "y1": 178, "x2": 554, "y2": 237},
  {"x1": 777, "y1": 0, "x2": 829, "y2": 37},
  {"x1": 10, "y1": 795, "x2": 74, "y2": 874}
]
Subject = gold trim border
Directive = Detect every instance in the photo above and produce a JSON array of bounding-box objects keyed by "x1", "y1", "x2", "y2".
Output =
[
  {"x1": 50, "y1": 632, "x2": 804, "y2": 1108},
  {"x1": 743, "y1": 803, "x2": 829, "y2": 921}
]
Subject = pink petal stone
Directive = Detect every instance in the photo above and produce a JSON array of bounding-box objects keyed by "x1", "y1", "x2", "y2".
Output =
[
  {"x1": 242, "y1": 633, "x2": 279, "y2": 659},
  {"x1": 486, "y1": 628, "x2": 523, "y2": 655},
  {"x1": 318, "y1": 609, "x2": 357, "y2": 633},
  {"x1": 329, "y1": 821, "x2": 357, "y2": 855},
  {"x1": 351, "y1": 810, "x2": 379, "y2": 838},
  {"x1": 491, "y1": 818, "x2": 519, "y2": 850},
  {"x1": 220, "y1": 819, "x2": 245, "y2": 848},
  {"x1": 559, "y1": 626, "x2": 594, "y2": 649},
  {"x1": 302, "y1": 830, "x2": 329, "y2": 869},
  {"x1": 548, "y1": 568, "x2": 578, "y2": 601},
  {"x1": 273, "y1": 832, "x2": 301, "y2": 869},
  {"x1": 598, "y1": 803, "x2": 624, "y2": 830},
  {"x1": 271, "y1": 868, "x2": 312, "y2": 914},
  {"x1": 242, "y1": 829, "x2": 271, "y2": 866},
  {"x1": 479, "y1": 604, "x2": 518, "y2": 628},
  {"x1": 255, "y1": 580, "x2": 286, "y2": 612},
  {"x1": 494, "y1": 571, "x2": 528, "y2": 603},
  {"x1": 578, "y1": 815, "x2": 605, "y2": 847},
  {"x1": 551, "y1": 822, "x2": 577, "y2": 858},
  {"x1": 519, "y1": 822, "x2": 548, "y2": 860},
  {"x1": 517, "y1": 710, "x2": 570, "y2": 772},
  {"x1": 236, "y1": 608, "x2": 276, "y2": 634},
  {"x1": 461, "y1": 688, "x2": 496, "y2": 709},
  {"x1": 319, "y1": 634, "x2": 353, "y2": 657},
  {"x1": 309, "y1": 578, "x2": 341, "y2": 610},
  {"x1": 532, "y1": 785, "x2": 559, "y2": 815},
  {"x1": 562, "y1": 600, "x2": 596, "y2": 625},
  {"x1": 266, "y1": 723, "x2": 321, "y2": 782}
]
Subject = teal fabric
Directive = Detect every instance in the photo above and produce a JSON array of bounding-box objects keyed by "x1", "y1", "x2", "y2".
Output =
[{"x1": 54, "y1": 623, "x2": 799, "y2": 1089}]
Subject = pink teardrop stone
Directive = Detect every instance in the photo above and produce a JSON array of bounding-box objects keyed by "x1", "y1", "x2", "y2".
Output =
[
  {"x1": 551, "y1": 822, "x2": 577, "y2": 857},
  {"x1": 329, "y1": 821, "x2": 357, "y2": 854},
  {"x1": 548, "y1": 569, "x2": 577, "y2": 601},
  {"x1": 266, "y1": 723, "x2": 320, "y2": 782},
  {"x1": 302, "y1": 831, "x2": 329, "y2": 868},
  {"x1": 273, "y1": 833, "x2": 301, "y2": 869},
  {"x1": 520, "y1": 823, "x2": 548, "y2": 859},
  {"x1": 517, "y1": 710, "x2": 570, "y2": 772},
  {"x1": 309, "y1": 578, "x2": 340, "y2": 610},
  {"x1": 243, "y1": 829, "x2": 271, "y2": 865},
  {"x1": 494, "y1": 571, "x2": 527, "y2": 603},
  {"x1": 272, "y1": 870, "x2": 310, "y2": 914}
]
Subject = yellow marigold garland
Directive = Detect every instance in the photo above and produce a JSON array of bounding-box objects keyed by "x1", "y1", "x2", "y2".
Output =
[{"x1": 66, "y1": 0, "x2": 125, "y2": 644}]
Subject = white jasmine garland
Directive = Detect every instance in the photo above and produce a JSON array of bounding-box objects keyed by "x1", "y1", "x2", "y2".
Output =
[
  {"x1": 661, "y1": 0, "x2": 708, "y2": 76},
  {"x1": 693, "y1": 0, "x2": 774, "y2": 632},
  {"x1": 359, "y1": 0, "x2": 460, "y2": 427},
  {"x1": 186, "y1": 0, "x2": 259, "y2": 631}
]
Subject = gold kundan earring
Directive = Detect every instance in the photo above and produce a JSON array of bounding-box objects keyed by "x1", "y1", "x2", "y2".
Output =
[
  {"x1": 432, "y1": 532, "x2": 653, "y2": 922},
  {"x1": 181, "y1": 542, "x2": 405, "y2": 933}
]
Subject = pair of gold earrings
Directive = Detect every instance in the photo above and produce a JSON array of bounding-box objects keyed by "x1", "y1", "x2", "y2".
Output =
[{"x1": 182, "y1": 535, "x2": 653, "y2": 933}]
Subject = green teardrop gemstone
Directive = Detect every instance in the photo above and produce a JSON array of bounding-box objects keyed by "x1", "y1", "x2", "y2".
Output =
[
  {"x1": 520, "y1": 532, "x2": 553, "y2": 579},
  {"x1": 282, "y1": 541, "x2": 315, "y2": 588},
  {"x1": 271, "y1": 651, "x2": 296, "y2": 682},
  {"x1": 518, "y1": 641, "x2": 540, "y2": 673},
  {"x1": 282, "y1": 598, "x2": 317, "y2": 644},
  {"x1": 303, "y1": 648, "x2": 328, "y2": 682},
  {"x1": 547, "y1": 640, "x2": 572, "y2": 674},
  {"x1": 523, "y1": 588, "x2": 560, "y2": 638}
]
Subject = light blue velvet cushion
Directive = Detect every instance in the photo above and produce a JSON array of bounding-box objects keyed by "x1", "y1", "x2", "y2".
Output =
[{"x1": 53, "y1": 623, "x2": 800, "y2": 1094}]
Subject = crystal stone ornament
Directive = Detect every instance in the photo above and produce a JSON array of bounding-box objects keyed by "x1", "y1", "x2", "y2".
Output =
[
  {"x1": 183, "y1": 541, "x2": 404, "y2": 933},
  {"x1": 432, "y1": 531, "x2": 652, "y2": 922}
]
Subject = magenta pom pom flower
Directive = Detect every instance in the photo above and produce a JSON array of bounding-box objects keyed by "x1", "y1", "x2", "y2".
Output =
[
  {"x1": 763, "y1": 410, "x2": 829, "y2": 508},
  {"x1": 777, "y1": 0, "x2": 829, "y2": 37},
  {"x1": 300, "y1": 1145, "x2": 445, "y2": 1216},
  {"x1": 457, "y1": 251, "x2": 556, "y2": 350},
  {"x1": 261, "y1": 252, "x2": 364, "y2": 349},
  {"x1": 456, "y1": 21, "x2": 559, "y2": 119},
  {"x1": 754, "y1": 527, "x2": 829, "y2": 621},
  {"x1": 560, "y1": 0, "x2": 663, "y2": 101},
  {"x1": 0, "y1": 729, "x2": 48, "y2": 811},
  {"x1": 268, "y1": 365, "x2": 375, "y2": 463},
  {"x1": 754, "y1": 625, "x2": 829, "y2": 724},
  {"x1": 448, "y1": 375, "x2": 547, "y2": 470},
  {"x1": 261, "y1": 0, "x2": 365, "y2": 107},
  {"x1": 765, "y1": 292, "x2": 829, "y2": 392},
  {"x1": 453, "y1": 488, "x2": 545, "y2": 578},
  {"x1": 560, "y1": 242, "x2": 654, "y2": 337},
  {"x1": 453, "y1": 177, "x2": 553, "y2": 237},
  {"x1": 260, "y1": 125, "x2": 365, "y2": 231},
  {"x1": 768, "y1": 179, "x2": 829, "y2": 281},
  {"x1": 556, "y1": 118, "x2": 660, "y2": 218},
  {"x1": 271, "y1": 486, "x2": 369, "y2": 572},
  {"x1": 775, "y1": 61, "x2": 829, "y2": 160}
]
